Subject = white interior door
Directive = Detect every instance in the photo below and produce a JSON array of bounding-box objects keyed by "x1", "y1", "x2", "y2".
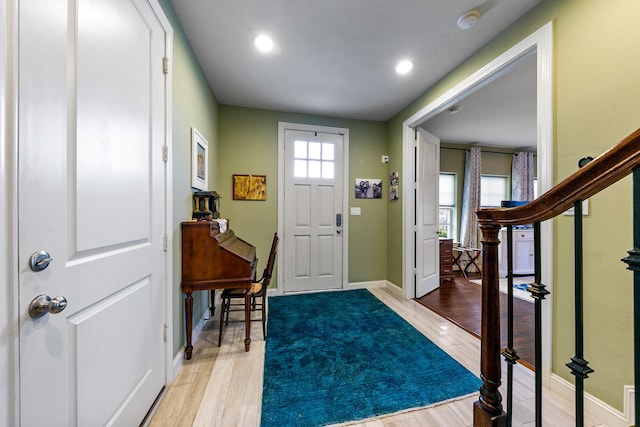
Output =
[
  {"x1": 18, "y1": 0, "x2": 167, "y2": 425},
  {"x1": 415, "y1": 128, "x2": 440, "y2": 297},
  {"x1": 282, "y1": 126, "x2": 344, "y2": 293}
]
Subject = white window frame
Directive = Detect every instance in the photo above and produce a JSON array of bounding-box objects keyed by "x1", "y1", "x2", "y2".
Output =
[{"x1": 438, "y1": 173, "x2": 456, "y2": 239}]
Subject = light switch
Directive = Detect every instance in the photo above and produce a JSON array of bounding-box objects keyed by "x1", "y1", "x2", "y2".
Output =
[{"x1": 350, "y1": 207, "x2": 361, "y2": 215}]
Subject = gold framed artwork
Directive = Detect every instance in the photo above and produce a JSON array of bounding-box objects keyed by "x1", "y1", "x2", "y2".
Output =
[{"x1": 233, "y1": 174, "x2": 267, "y2": 201}]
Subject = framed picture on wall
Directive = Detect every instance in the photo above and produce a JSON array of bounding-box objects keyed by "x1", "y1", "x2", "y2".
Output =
[
  {"x1": 354, "y1": 178, "x2": 382, "y2": 199},
  {"x1": 233, "y1": 174, "x2": 267, "y2": 200},
  {"x1": 191, "y1": 128, "x2": 208, "y2": 191}
]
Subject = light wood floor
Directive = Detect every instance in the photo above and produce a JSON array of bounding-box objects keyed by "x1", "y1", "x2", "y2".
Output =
[{"x1": 149, "y1": 287, "x2": 606, "y2": 427}]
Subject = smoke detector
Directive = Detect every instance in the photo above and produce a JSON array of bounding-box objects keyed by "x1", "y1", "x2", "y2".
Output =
[{"x1": 458, "y1": 9, "x2": 480, "y2": 30}]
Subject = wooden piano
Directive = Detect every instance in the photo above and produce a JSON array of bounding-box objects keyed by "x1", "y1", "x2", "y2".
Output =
[{"x1": 181, "y1": 221, "x2": 257, "y2": 359}]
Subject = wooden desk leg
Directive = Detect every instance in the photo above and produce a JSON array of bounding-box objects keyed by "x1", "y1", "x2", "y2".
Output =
[
  {"x1": 184, "y1": 290, "x2": 193, "y2": 360},
  {"x1": 244, "y1": 290, "x2": 251, "y2": 351}
]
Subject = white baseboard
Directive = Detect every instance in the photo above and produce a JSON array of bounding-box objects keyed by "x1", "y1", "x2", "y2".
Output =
[
  {"x1": 345, "y1": 280, "x2": 388, "y2": 291},
  {"x1": 549, "y1": 373, "x2": 634, "y2": 426}
]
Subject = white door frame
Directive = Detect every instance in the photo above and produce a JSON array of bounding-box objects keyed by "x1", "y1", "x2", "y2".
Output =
[
  {"x1": 277, "y1": 122, "x2": 350, "y2": 295},
  {"x1": 2, "y1": 1, "x2": 174, "y2": 425},
  {"x1": 402, "y1": 22, "x2": 554, "y2": 374},
  {"x1": 154, "y1": 0, "x2": 175, "y2": 385},
  {"x1": 2, "y1": 1, "x2": 18, "y2": 424}
]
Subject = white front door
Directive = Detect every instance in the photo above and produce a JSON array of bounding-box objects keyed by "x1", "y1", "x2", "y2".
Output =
[
  {"x1": 18, "y1": 0, "x2": 168, "y2": 425},
  {"x1": 415, "y1": 128, "x2": 440, "y2": 297},
  {"x1": 281, "y1": 124, "x2": 345, "y2": 293}
]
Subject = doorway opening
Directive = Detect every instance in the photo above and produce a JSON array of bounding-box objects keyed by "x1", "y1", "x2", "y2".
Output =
[{"x1": 401, "y1": 22, "x2": 553, "y2": 371}]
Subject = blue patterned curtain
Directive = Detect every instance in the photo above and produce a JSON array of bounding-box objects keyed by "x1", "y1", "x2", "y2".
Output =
[
  {"x1": 511, "y1": 152, "x2": 535, "y2": 201},
  {"x1": 459, "y1": 147, "x2": 481, "y2": 250}
]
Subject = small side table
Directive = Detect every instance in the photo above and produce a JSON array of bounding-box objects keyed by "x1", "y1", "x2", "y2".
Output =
[{"x1": 453, "y1": 247, "x2": 482, "y2": 278}]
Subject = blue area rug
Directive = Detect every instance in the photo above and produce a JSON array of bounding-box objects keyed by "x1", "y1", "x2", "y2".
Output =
[{"x1": 261, "y1": 289, "x2": 481, "y2": 426}]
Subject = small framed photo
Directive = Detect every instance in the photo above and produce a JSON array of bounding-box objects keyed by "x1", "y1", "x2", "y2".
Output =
[
  {"x1": 233, "y1": 174, "x2": 267, "y2": 201},
  {"x1": 191, "y1": 128, "x2": 208, "y2": 191},
  {"x1": 389, "y1": 172, "x2": 399, "y2": 201}
]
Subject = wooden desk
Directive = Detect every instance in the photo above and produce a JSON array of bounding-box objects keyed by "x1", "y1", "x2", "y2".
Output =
[{"x1": 181, "y1": 221, "x2": 256, "y2": 359}]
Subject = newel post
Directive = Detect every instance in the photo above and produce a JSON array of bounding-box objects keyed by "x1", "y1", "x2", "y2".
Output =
[{"x1": 473, "y1": 221, "x2": 507, "y2": 427}]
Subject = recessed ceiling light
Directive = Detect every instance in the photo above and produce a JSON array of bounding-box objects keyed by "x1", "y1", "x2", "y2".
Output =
[
  {"x1": 395, "y1": 60, "x2": 413, "y2": 75},
  {"x1": 254, "y1": 35, "x2": 274, "y2": 53},
  {"x1": 457, "y1": 9, "x2": 480, "y2": 30}
]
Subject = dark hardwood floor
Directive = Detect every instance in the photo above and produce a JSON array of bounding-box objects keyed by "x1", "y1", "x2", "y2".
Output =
[{"x1": 416, "y1": 272, "x2": 535, "y2": 370}]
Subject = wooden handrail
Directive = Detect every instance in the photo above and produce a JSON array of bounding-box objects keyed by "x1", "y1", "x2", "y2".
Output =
[
  {"x1": 477, "y1": 128, "x2": 640, "y2": 225},
  {"x1": 473, "y1": 127, "x2": 640, "y2": 426}
]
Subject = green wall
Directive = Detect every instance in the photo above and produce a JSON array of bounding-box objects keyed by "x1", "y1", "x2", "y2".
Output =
[
  {"x1": 159, "y1": 0, "x2": 220, "y2": 357},
  {"x1": 388, "y1": 0, "x2": 640, "y2": 411},
  {"x1": 217, "y1": 106, "x2": 388, "y2": 284}
]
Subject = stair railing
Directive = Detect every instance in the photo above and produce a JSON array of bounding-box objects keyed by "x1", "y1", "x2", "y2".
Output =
[{"x1": 473, "y1": 128, "x2": 640, "y2": 427}]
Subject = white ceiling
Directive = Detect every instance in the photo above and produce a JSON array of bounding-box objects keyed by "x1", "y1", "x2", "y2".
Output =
[
  {"x1": 170, "y1": 0, "x2": 541, "y2": 146},
  {"x1": 423, "y1": 52, "x2": 537, "y2": 150}
]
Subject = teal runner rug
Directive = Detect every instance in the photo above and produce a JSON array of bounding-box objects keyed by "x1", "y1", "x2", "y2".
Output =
[{"x1": 261, "y1": 289, "x2": 481, "y2": 427}]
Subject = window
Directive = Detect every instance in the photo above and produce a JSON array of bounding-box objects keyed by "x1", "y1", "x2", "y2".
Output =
[
  {"x1": 439, "y1": 173, "x2": 456, "y2": 239},
  {"x1": 294, "y1": 140, "x2": 335, "y2": 179},
  {"x1": 480, "y1": 175, "x2": 508, "y2": 207}
]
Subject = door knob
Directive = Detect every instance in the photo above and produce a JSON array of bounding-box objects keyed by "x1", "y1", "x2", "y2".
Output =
[{"x1": 28, "y1": 294, "x2": 68, "y2": 319}]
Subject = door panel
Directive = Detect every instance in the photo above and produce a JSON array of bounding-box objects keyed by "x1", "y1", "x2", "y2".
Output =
[
  {"x1": 283, "y1": 127, "x2": 344, "y2": 293},
  {"x1": 18, "y1": 0, "x2": 167, "y2": 425},
  {"x1": 293, "y1": 235, "x2": 311, "y2": 278},
  {"x1": 72, "y1": 280, "x2": 151, "y2": 426},
  {"x1": 416, "y1": 129, "x2": 440, "y2": 297}
]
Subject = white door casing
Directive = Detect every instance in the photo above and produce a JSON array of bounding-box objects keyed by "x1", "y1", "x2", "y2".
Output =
[
  {"x1": 401, "y1": 23, "x2": 553, "y2": 371},
  {"x1": 18, "y1": 0, "x2": 169, "y2": 425},
  {"x1": 279, "y1": 123, "x2": 347, "y2": 294},
  {"x1": 415, "y1": 129, "x2": 440, "y2": 297}
]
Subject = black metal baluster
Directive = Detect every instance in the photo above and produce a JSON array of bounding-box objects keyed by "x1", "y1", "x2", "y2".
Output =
[
  {"x1": 566, "y1": 200, "x2": 593, "y2": 427},
  {"x1": 621, "y1": 166, "x2": 640, "y2": 427},
  {"x1": 528, "y1": 221, "x2": 549, "y2": 427},
  {"x1": 502, "y1": 225, "x2": 519, "y2": 427}
]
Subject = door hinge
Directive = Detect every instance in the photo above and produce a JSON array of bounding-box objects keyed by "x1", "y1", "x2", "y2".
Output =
[
  {"x1": 413, "y1": 268, "x2": 417, "y2": 276},
  {"x1": 162, "y1": 146, "x2": 168, "y2": 162},
  {"x1": 163, "y1": 324, "x2": 168, "y2": 342},
  {"x1": 163, "y1": 234, "x2": 168, "y2": 252},
  {"x1": 162, "y1": 57, "x2": 169, "y2": 75}
]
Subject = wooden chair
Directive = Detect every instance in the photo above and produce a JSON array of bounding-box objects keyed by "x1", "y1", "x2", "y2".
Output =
[{"x1": 218, "y1": 232, "x2": 278, "y2": 346}]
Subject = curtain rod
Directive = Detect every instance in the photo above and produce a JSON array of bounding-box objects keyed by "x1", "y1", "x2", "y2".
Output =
[{"x1": 441, "y1": 146, "x2": 536, "y2": 156}]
